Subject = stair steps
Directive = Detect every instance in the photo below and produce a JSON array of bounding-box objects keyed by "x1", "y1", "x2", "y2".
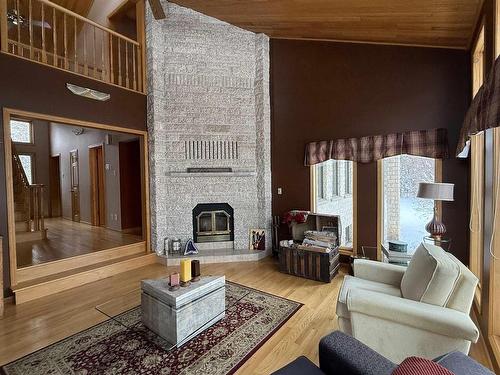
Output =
[{"x1": 12, "y1": 252, "x2": 157, "y2": 304}]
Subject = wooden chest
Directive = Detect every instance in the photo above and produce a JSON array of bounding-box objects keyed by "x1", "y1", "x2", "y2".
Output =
[{"x1": 279, "y1": 246, "x2": 340, "y2": 283}]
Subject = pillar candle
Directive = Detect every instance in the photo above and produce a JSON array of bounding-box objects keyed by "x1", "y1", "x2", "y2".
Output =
[
  {"x1": 191, "y1": 260, "x2": 200, "y2": 278},
  {"x1": 180, "y1": 259, "x2": 191, "y2": 283},
  {"x1": 169, "y1": 273, "x2": 180, "y2": 287}
]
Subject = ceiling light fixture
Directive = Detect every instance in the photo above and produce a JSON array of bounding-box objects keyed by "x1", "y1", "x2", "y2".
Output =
[{"x1": 66, "y1": 83, "x2": 111, "y2": 101}]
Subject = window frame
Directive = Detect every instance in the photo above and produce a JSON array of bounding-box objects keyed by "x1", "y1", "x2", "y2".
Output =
[
  {"x1": 310, "y1": 160, "x2": 357, "y2": 254},
  {"x1": 10, "y1": 118, "x2": 34, "y2": 145},
  {"x1": 376, "y1": 156, "x2": 442, "y2": 261},
  {"x1": 17, "y1": 152, "x2": 36, "y2": 185}
]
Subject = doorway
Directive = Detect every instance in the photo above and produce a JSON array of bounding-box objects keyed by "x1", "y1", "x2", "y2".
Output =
[
  {"x1": 119, "y1": 139, "x2": 142, "y2": 234},
  {"x1": 89, "y1": 145, "x2": 106, "y2": 227},
  {"x1": 70, "y1": 149, "x2": 80, "y2": 222},
  {"x1": 49, "y1": 155, "x2": 62, "y2": 217}
]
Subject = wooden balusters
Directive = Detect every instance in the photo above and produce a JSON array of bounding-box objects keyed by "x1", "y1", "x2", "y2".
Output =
[
  {"x1": 110, "y1": 35, "x2": 114, "y2": 84},
  {"x1": 2, "y1": 0, "x2": 144, "y2": 92},
  {"x1": 16, "y1": 0, "x2": 20, "y2": 55},
  {"x1": 52, "y1": 6, "x2": 57, "y2": 66},
  {"x1": 41, "y1": 2, "x2": 46, "y2": 62},
  {"x1": 118, "y1": 38, "x2": 122, "y2": 86},
  {"x1": 73, "y1": 16, "x2": 77, "y2": 72},
  {"x1": 29, "y1": 0, "x2": 33, "y2": 58}
]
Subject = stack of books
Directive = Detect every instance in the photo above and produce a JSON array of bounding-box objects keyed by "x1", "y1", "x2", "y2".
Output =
[
  {"x1": 381, "y1": 244, "x2": 412, "y2": 266},
  {"x1": 298, "y1": 230, "x2": 338, "y2": 253}
]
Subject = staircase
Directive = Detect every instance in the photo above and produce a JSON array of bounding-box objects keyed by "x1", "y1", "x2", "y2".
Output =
[{"x1": 11, "y1": 143, "x2": 47, "y2": 243}]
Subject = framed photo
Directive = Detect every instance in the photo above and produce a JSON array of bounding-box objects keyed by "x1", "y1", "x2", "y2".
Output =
[{"x1": 249, "y1": 229, "x2": 266, "y2": 251}]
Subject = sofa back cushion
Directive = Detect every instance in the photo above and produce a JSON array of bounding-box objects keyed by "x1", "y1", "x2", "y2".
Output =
[
  {"x1": 401, "y1": 243, "x2": 460, "y2": 306},
  {"x1": 445, "y1": 253, "x2": 478, "y2": 313}
]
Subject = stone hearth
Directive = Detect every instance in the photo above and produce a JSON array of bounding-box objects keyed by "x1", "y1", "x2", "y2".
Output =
[{"x1": 146, "y1": 1, "x2": 272, "y2": 259}]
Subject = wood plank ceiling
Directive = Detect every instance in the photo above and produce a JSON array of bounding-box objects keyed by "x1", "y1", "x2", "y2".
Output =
[{"x1": 170, "y1": 0, "x2": 483, "y2": 49}]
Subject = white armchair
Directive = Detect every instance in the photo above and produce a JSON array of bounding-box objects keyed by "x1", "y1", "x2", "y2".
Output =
[{"x1": 336, "y1": 242, "x2": 479, "y2": 363}]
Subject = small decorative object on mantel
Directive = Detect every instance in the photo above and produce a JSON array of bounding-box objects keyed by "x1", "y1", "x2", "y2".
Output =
[
  {"x1": 184, "y1": 239, "x2": 199, "y2": 255},
  {"x1": 171, "y1": 238, "x2": 182, "y2": 255},
  {"x1": 180, "y1": 259, "x2": 191, "y2": 287},
  {"x1": 249, "y1": 229, "x2": 266, "y2": 250},
  {"x1": 168, "y1": 273, "x2": 180, "y2": 291},
  {"x1": 191, "y1": 260, "x2": 201, "y2": 282}
]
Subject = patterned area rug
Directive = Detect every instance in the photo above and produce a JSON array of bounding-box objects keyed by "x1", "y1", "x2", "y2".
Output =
[{"x1": 2, "y1": 282, "x2": 302, "y2": 375}]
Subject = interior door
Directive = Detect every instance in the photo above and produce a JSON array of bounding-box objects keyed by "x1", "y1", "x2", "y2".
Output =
[
  {"x1": 89, "y1": 145, "x2": 105, "y2": 226},
  {"x1": 70, "y1": 150, "x2": 80, "y2": 222}
]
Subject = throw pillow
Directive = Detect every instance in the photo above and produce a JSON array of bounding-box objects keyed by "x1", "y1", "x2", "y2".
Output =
[{"x1": 392, "y1": 357, "x2": 454, "y2": 375}]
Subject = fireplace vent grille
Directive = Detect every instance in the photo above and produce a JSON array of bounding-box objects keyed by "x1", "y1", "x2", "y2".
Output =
[{"x1": 184, "y1": 140, "x2": 239, "y2": 160}]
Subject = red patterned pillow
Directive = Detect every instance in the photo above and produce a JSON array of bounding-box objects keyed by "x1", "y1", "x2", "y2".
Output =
[{"x1": 392, "y1": 357, "x2": 454, "y2": 375}]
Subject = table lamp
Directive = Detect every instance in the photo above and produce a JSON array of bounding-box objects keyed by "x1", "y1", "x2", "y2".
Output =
[{"x1": 417, "y1": 182, "x2": 454, "y2": 239}]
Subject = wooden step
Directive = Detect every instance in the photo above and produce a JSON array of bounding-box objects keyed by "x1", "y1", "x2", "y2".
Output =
[
  {"x1": 12, "y1": 252, "x2": 157, "y2": 304},
  {"x1": 16, "y1": 242, "x2": 147, "y2": 283},
  {"x1": 15, "y1": 228, "x2": 47, "y2": 243}
]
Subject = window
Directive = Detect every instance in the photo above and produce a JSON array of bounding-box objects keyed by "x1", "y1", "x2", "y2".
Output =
[
  {"x1": 345, "y1": 161, "x2": 352, "y2": 194},
  {"x1": 312, "y1": 159, "x2": 355, "y2": 248},
  {"x1": 10, "y1": 119, "x2": 33, "y2": 144},
  {"x1": 18, "y1": 154, "x2": 34, "y2": 185},
  {"x1": 380, "y1": 155, "x2": 437, "y2": 254}
]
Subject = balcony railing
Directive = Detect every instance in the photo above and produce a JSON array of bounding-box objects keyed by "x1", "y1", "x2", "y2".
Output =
[{"x1": 0, "y1": 0, "x2": 144, "y2": 93}]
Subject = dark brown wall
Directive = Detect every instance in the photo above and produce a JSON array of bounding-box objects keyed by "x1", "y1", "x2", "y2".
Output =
[
  {"x1": 0, "y1": 53, "x2": 147, "y2": 292},
  {"x1": 270, "y1": 39, "x2": 471, "y2": 263}
]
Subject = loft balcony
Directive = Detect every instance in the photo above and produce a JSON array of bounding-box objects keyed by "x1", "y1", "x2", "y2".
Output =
[{"x1": 0, "y1": 0, "x2": 145, "y2": 93}]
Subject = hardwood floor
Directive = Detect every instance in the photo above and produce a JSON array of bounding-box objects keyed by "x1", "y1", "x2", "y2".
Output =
[
  {"x1": 0, "y1": 258, "x2": 494, "y2": 372},
  {"x1": 16, "y1": 217, "x2": 143, "y2": 268}
]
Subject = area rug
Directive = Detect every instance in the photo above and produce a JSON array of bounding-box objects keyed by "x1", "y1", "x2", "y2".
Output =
[{"x1": 1, "y1": 282, "x2": 302, "y2": 375}]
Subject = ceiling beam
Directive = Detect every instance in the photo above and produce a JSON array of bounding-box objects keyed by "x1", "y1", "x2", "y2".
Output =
[{"x1": 148, "y1": 0, "x2": 166, "y2": 20}]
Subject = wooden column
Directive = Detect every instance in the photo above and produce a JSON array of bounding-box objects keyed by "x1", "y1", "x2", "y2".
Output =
[{"x1": 0, "y1": 0, "x2": 8, "y2": 52}]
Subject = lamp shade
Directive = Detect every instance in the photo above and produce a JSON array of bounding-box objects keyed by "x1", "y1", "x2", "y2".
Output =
[{"x1": 417, "y1": 182, "x2": 454, "y2": 201}]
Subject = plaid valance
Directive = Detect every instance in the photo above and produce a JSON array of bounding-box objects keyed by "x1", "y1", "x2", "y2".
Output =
[
  {"x1": 304, "y1": 128, "x2": 449, "y2": 165},
  {"x1": 457, "y1": 56, "x2": 500, "y2": 158}
]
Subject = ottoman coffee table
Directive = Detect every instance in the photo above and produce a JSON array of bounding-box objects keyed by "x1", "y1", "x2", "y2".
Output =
[{"x1": 141, "y1": 275, "x2": 225, "y2": 347}]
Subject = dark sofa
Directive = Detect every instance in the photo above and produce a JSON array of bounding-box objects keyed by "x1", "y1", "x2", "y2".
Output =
[{"x1": 272, "y1": 331, "x2": 494, "y2": 375}]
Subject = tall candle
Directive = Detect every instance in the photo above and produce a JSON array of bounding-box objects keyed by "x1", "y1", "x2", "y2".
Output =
[
  {"x1": 191, "y1": 260, "x2": 200, "y2": 281},
  {"x1": 180, "y1": 259, "x2": 191, "y2": 283}
]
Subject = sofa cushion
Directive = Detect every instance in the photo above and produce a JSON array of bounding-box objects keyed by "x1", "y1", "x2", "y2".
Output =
[
  {"x1": 336, "y1": 274, "x2": 401, "y2": 318},
  {"x1": 271, "y1": 356, "x2": 325, "y2": 375},
  {"x1": 392, "y1": 357, "x2": 453, "y2": 375},
  {"x1": 401, "y1": 243, "x2": 460, "y2": 306}
]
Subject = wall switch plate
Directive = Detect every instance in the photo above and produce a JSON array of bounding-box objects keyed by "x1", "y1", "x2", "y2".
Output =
[
  {"x1": 105, "y1": 163, "x2": 110, "y2": 170},
  {"x1": 277, "y1": 187, "x2": 283, "y2": 195}
]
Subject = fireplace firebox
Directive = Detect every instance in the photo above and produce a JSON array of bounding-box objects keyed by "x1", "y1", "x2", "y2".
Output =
[{"x1": 193, "y1": 203, "x2": 234, "y2": 243}]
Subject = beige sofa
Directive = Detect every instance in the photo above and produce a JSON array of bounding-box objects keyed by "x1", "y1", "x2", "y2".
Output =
[{"x1": 336, "y1": 242, "x2": 480, "y2": 363}]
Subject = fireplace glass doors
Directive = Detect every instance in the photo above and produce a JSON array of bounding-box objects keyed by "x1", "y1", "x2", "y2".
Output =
[{"x1": 193, "y1": 203, "x2": 234, "y2": 243}]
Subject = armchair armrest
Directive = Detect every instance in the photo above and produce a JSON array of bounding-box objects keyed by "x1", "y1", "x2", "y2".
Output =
[
  {"x1": 347, "y1": 289, "x2": 479, "y2": 342},
  {"x1": 353, "y1": 259, "x2": 406, "y2": 286},
  {"x1": 319, "y1": 331, "x2": 396, "y2": 375}
]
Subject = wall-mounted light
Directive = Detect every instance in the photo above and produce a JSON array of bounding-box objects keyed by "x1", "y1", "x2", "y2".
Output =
[
  {"x1": 66, "y1": 83, "x2": 110, "y2": 101},
  {"x1": 72, "y1": 127, "x2": 85, "y2": 136}
]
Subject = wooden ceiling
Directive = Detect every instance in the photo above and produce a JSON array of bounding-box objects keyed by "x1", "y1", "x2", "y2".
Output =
[{"x1": 170, "y1": 0, "x2": 483, "y2": 49}]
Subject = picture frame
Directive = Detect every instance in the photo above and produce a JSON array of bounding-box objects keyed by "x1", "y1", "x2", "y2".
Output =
[{"x1": 249, "y1": 229, "x2": 266, "y2": 251}]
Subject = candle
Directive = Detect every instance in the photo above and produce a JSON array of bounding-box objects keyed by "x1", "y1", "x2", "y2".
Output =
[
  {"x1": 191, "y1": 260, "x2": 200, "y2": 281},
  {"x1": 169, "y1": 273, "x2": 180, "y2": 287},
  {"x1": 180, "y1": 259, "x2": 191, "y2": 283}
]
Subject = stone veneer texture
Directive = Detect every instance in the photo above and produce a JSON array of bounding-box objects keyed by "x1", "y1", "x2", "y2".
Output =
[{"x1": 146, "y1": 1, "x2": 272, "y2": 252}]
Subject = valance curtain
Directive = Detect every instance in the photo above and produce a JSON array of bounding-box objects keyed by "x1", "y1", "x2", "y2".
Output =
[
  {"x1": 304, "y1": 128, "x2": 449, "y2": 166},
  {"x1": 457, "y1": 56, "x2": 500, "y2": 158}
]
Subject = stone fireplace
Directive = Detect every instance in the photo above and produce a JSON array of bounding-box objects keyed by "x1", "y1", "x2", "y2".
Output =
[
  {"x1": 193, "y1": 203, "x2": 234, "y2": 244},
  {"x1": 146, "y1": 2, "x2": 272, "y2": 256}
]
